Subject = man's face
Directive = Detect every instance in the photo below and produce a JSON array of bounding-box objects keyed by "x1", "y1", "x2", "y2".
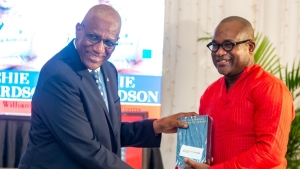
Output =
[
  {"x1": 75, "y1": 17, "x2": 120, "y2": 70},
  {"x1": 211, "y1": 21, "x2": 253, "y2": 76},
  {"x1": 0, "y1": 0, "x2": 18, "y2": 10}
]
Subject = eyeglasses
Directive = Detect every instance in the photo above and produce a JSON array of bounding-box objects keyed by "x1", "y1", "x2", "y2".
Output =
[
  {"x1": 81, "y1": 24, "x2": 118, "y2": 49},
  {"x1": 206, "y1": 39, "x2": 250, "y2": 52}
]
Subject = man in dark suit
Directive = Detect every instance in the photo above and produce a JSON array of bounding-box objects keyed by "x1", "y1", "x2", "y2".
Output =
[{"x1": 18, "y1": 4, "x2": 196, "y2": 169}]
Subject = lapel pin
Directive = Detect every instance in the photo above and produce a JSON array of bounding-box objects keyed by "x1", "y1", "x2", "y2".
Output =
[{"x1": 107, "y1": 78, "x2": 109, "y2": 82}]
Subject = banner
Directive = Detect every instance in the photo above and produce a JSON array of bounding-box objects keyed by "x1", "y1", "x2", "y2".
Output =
[
  {"x1": 0, "y1": 72, "x2": 162, "y2": 118},
  {"x1": 0, "y1": 0, "x2": 164, "y2": 119}
]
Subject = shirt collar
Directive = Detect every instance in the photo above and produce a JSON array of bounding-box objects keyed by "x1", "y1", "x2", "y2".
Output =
[
  {"x1": 73, "y1": 39, "x2": 77, "y2": 49},
  {"x1": 88, "y1": 67, "x2": 101, "y2": 73}
]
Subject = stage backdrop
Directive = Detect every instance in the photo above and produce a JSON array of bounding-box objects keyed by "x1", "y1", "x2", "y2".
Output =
[{"x1": 0, "y1": 0, "x2": 164, "y2": 119}]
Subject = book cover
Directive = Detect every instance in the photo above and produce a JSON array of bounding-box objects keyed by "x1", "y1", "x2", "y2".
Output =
[{"x1": 176, "y1": 115, "x2": 213, "y2": 169}]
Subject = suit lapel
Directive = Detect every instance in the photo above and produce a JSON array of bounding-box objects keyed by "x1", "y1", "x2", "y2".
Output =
[
  {"x1": 101, "y1": 64, "x2": 119, "y2": 134},
  {"x1": 101, "y1": 63, "x2": 120, "y2": 153}
]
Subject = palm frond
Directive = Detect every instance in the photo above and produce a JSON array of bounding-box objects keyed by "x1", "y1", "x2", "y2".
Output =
[
  {"x1": 254, "y1": 32, "x2": 281, "y2": 75},
  {"x1": 197, "y1": 32, "x2": 212, "y2": 42},
  {"x1": 277, "y1": 60, "x2": 300, "y2": 169},
  {"x1": 286, "y1": 113, "x2": 300, "y2": 169},
  {"x1": 197, "y1": 37, "x2": 213, "y2": 42},
  {"x1": 282, "y1": 60, "x2": 300, "y2": 97}
]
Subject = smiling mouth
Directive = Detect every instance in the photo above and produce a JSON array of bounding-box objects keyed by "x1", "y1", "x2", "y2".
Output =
[
  {"x1": 217, "y1": 59, "x2": 230, "y2": 63},
  {"x1": 87, "y1": 51, "x2": 105, "y2": 61}
]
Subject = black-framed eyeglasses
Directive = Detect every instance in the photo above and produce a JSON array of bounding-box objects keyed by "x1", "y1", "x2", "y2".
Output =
[
  {"x1": 206, "y1": 39, "x2": 250, "y2": 52},
  {"x1": 81, "y1": 24, "x2": 118, "y2": 49}
]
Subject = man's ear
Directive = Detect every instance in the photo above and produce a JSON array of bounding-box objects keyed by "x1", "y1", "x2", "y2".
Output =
[
  {"x1": 75, "y1": 23, "x2": 82, "y2": 37},
  {"x1": 248, "y1": 41, "x2": 255, "y2": 53}
]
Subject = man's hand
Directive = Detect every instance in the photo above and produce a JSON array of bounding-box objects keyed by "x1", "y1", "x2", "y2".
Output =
[
  {"x1": 183, "y1": 158, "x2": 210, "y2": 169},
  {"x1": 153, "y1": 112, "x2": 198, "y2": 134}
]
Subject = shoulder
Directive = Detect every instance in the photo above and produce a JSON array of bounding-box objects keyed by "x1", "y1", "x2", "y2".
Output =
[
  {"x1": 251, "y1": 65, "x2": 287, "y2": 89},
  {"x1": 37, "y1": 45, "x2": 82, "y2": 87},
  {"x1": 248, "y1": 66, "x2": 292, "y2": 102},
  {"x1": 106, "y1": 61, "x2": 118, "y2": 71},
  {"x1": 204, "y1": 77, "x2": 224, "y2": 93},
  {"x1": 102, "y1": 61, "x2": 118, "y2": 77},
  {"x1": 200, "y1": 77, "x2": 224, "y2": 103}
]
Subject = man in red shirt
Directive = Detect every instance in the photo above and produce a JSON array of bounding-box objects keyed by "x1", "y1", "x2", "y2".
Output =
[{"x1": 182, "y1": 16, "x2": 295, "y2": 169}]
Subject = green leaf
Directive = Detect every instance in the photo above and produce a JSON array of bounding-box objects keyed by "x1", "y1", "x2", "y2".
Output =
[
  {"x1": 254, "y1": 32, "x2": 281, "y2": 75},
  {"x1": 197, "y1": 37, "x2": 212, "y2": 42},
  {"x1": 197, "y1": 32, "x2": 212, "y2": 42}
]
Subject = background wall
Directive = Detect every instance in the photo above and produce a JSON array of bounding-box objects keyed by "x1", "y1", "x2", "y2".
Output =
[{"x1": 160, "y1": 0, "x2": 300, "y2": 168}]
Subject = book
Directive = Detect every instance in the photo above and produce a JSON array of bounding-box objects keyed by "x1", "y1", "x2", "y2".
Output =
[{"x1": 176, "y1": 115, "x2": 213, "y2": 169}]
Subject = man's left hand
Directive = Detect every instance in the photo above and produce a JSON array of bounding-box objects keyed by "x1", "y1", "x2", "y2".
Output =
[{"x1": 153, "y1": 112, "x2": 198, "y2": 134}]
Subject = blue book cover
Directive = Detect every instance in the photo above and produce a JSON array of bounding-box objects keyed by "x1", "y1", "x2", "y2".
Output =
[{"x1": 176, "y1": 115, "x2": 213, "y2": 169}]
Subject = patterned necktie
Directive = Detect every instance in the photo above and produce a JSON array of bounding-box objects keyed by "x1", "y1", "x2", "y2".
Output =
[{"x1": 91, "y1": 70, "x2": 107, "y2": 104}]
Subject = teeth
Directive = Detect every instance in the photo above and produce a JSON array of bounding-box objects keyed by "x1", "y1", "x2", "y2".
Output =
[
  {"x1": 219, "y1": 60, "x2": 228, "y2": 62},
  {"x1": 88, "y1": 52, "x2": 96, "y2": 57},
  {"x1": 87, "y1": 51, "x2": 105, "y2": 59}
]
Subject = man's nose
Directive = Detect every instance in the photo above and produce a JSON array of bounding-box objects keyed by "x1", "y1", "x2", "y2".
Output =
[
  {"x1": 215, "y1": 46, "x2": 227, "y2": 56},
  {"x1": 92, "y1": 40, "x2": 105, "y2": 54}
]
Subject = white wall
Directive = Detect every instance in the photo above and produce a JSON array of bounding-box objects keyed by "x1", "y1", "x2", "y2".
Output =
[{"x1": 160, "y1": 0, "x2": 300, "y2": 168}]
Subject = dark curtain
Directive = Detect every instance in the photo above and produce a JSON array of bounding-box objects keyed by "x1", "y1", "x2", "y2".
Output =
[
  {"x1": 144, "y1": 148, "x2": 164, "y2": 169},
  {"x1": 0, "y1": 115, "x2": 30, "y2": 168}
]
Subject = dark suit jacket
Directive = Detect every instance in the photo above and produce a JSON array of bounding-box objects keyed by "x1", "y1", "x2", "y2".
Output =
[{"x1": 18, "y1": 40, "x2": 161, "y2": 169}]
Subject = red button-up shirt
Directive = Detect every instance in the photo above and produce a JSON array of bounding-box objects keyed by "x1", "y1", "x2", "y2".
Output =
[{"x1": 199, "y1": 65, "x2": 294, "y2": 168}]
